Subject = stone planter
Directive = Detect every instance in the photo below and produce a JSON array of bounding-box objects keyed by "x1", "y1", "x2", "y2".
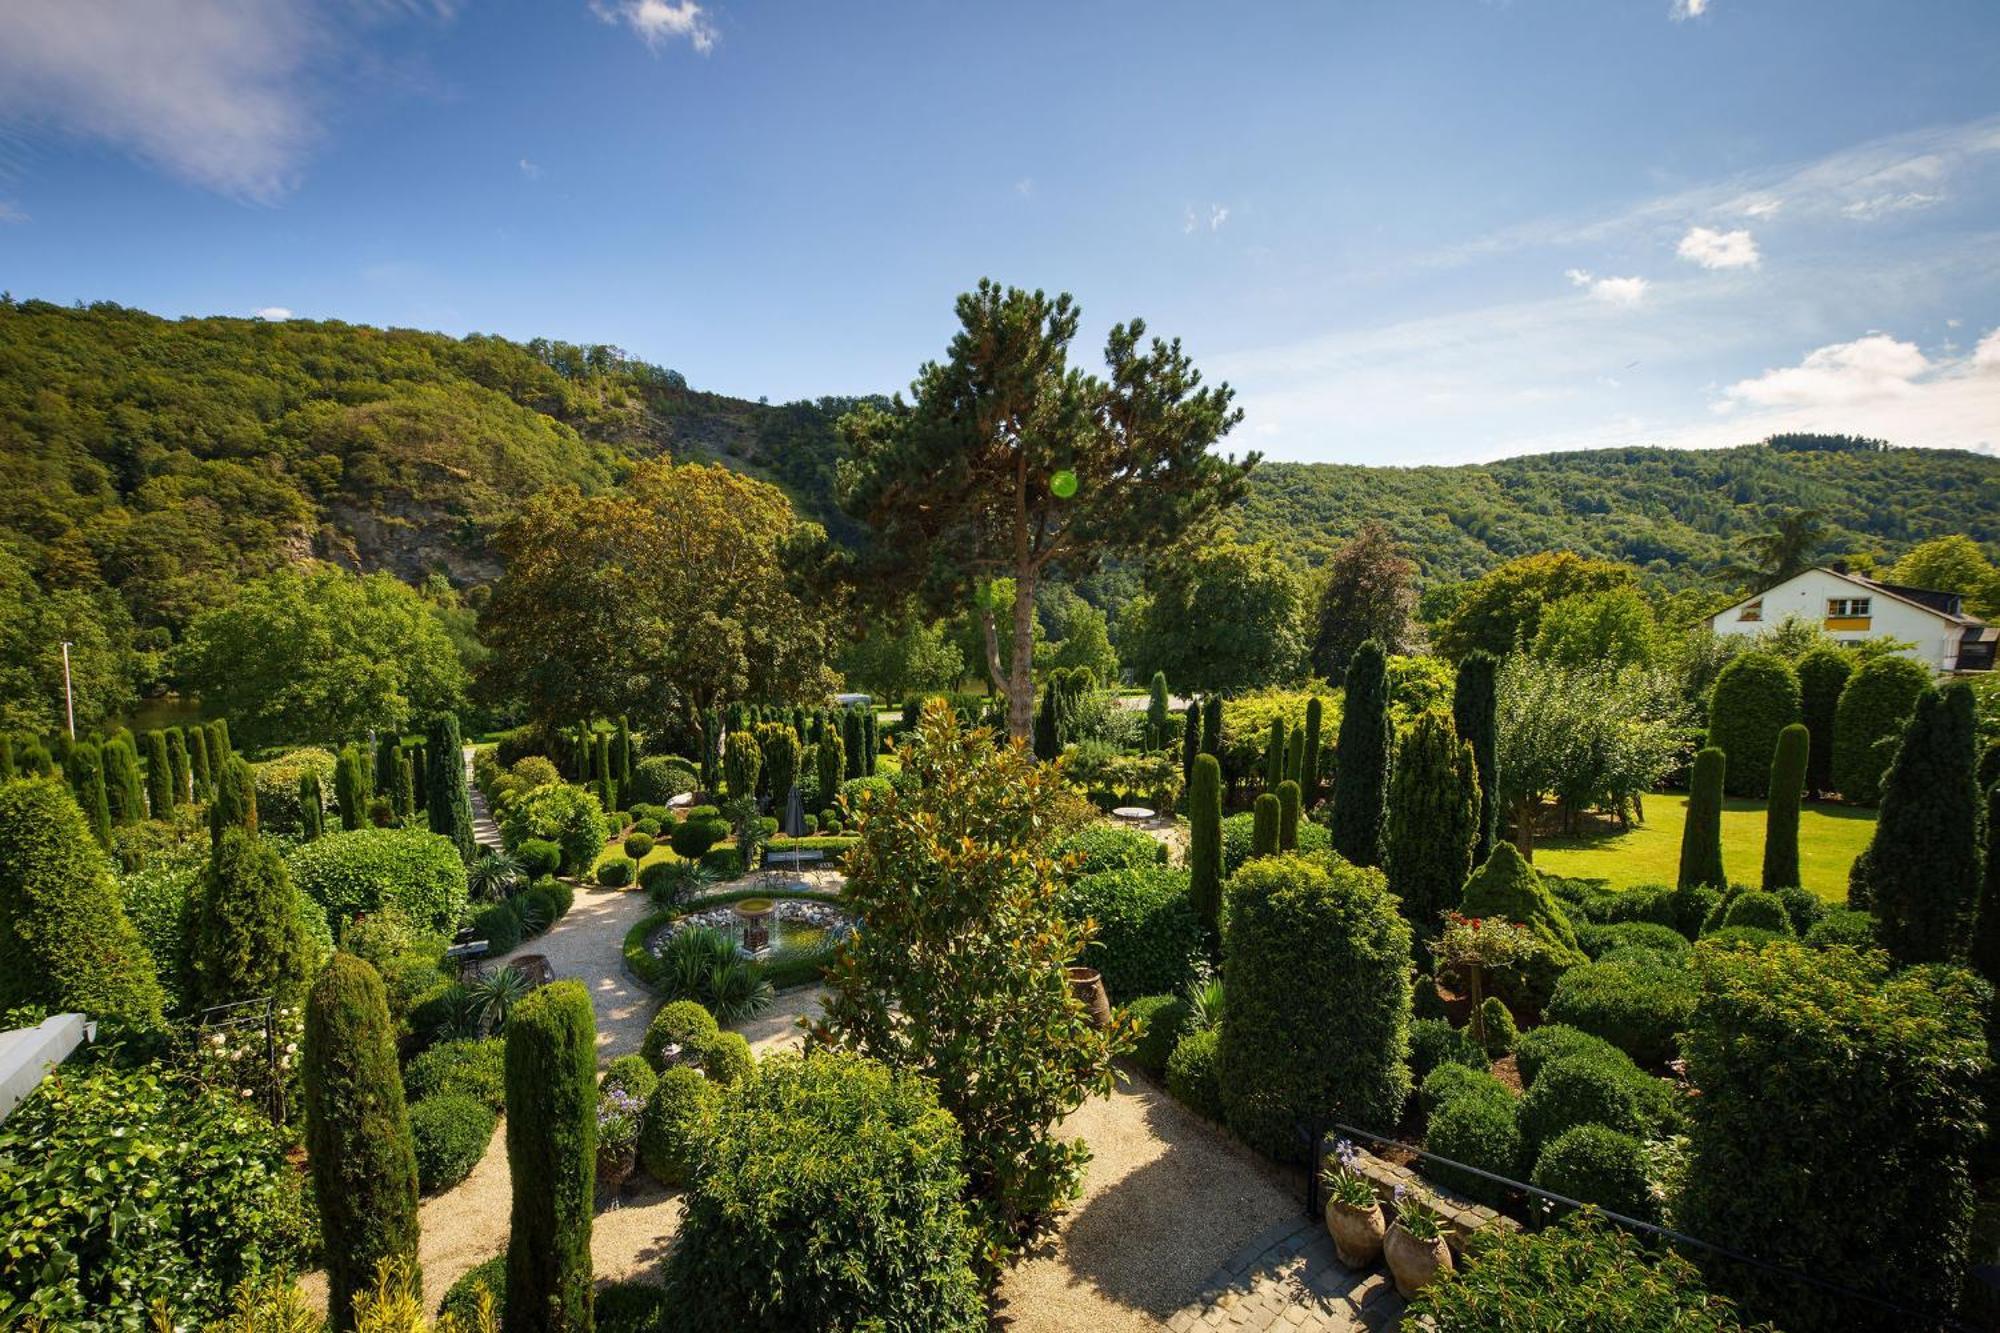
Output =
[
  {"x1": 597, "y1": 1144, "x2": 636, "y2": 1194},
  {"x1": 1067, "y1": 966, "x2": 1112, "y2": 1028},
  {"x1": 1383, "y1": 1220, "x2": 1453, "y2": 1297},
  {"x1": 1324, "y1": 1198, "x2": 1386, "y2": 1270}
]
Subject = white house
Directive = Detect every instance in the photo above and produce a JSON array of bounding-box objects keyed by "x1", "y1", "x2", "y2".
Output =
[{"x1": 1709, "y1": 565, "x2": 1995, "y2": 674}]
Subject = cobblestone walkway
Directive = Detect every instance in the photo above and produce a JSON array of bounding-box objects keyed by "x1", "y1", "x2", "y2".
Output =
[
  {"x1": 463, "y1": 746, "x2": 502, "y2": 850},
  {"x1": 1164, "y1": 1217, "x2": 1405, "y2": 1332}
]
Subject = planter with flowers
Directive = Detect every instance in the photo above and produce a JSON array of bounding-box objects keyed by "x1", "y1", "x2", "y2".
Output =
[
  {"x1": 1321, "y1": 1138, "x2": 1387, "y2": 1269},
  {"x1": 1384, "y1": 1184, "x2": 1454, "y2": 1297},
  {"x1": 596, "y1": 1086, "x2": 643, "y2": 1193}
]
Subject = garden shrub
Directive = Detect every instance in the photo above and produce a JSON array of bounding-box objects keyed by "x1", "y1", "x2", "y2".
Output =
[
  {"x1": 1773, "y1": 885, "x2": 1825, "y2": 936},
  {"x1": 1410, "y1": 1213, "x2": 1753, "y2": 1329},
  {"x1": 1478, "y1": 996, "x2": 1518, "y2": 1055},
  {"x1": 629, "y1": 754, "x2": 698, "y2": 806},
  {"x1": 1458, "y1": 840, "x2": 1586, "y2": 1009},
  {"x1": 0, "y1": 777, "x2": 166, "y2": 1029},
  {"x1": 410, "y1": 1092, "x2": 497, "y2": 1193},
  {"x1": 643, "y1": 998, "x2": 720, "y2": 1070},
  {"x1": 119, "y1": 853, "x2": 201, "y2": 1014},
  {"x1": 1706, "y1": 652, "x2": 1801, "y2": 798},
  {"x1": 251, "y1": 747, "x2": 338, "y2": 835},
  {"x1": 1601, "y1": 881, "x2": 1718, "y2": 941},
  {"x1": 1166, "y1": 1027, "x2": 1223, "y2": 1120},
  {"x1": 1543, "y1": 874, "x2": 1616, "y2": 924},
  {"x1": 697, "y1": 845, "x2": 743, "y2": 878},
  {"x1": 696, "y1": 1030, "x2": 755, "y2": 1086},
  {"x1": 596, "y1": 1281, "x2": 668, "y2": 1333},
  {"x1": 670, "y1": 814, "x2": 729, "y2": 859},
  {"x1": 404, "y1": 1037, "x2": 507, "y2": 1111},
  {"x1": 659, "y1": 1051, "x2": 984, "y2": 1332},
  {"x1": 1545, "y1": 954, "x2": 1698, "y2": 1068},
  {"x1": 1517, "y1": 1026, "x2": 1623, "y2": 1092},
  {"x1": 602, "y1": 1053, "x2": 658, "y2": 1102},
  {"x1": 1678, "y1": 943, "x2": 1988, "y2": 1330},
  {"x1": 1054, "y1": 823, "x2": 1165, "y2": 876},
  {"x1": 597, "y1": 855, "x2": 636, "y2": 887},
  {"x1": 1219, "y1": 810, "x2": 1331, "y2": 875},
  {"x1": 1424, "y1": 1076, "x2": 1522, "y2": 1206},
  {"x1": 1805, "y1": 908, "x2": 1878, "y2": 950},
  {"x1": 438, "y1": 1255, "x2": 505, "y2": 1325},
  {"x1": 1420, "y1": 1061, "x2": 1506, "y2": 1114},
  {"x1": 623, "y1": 831, "x2": 654, "y2": 860},
  {"x1": 1832, "y1": 653, "x2": 1931, "y2": 804},
  {"x1": 632, "y1": 817, "x2": 662, "y2": 837},
  {"x1": 504, "y1": 981, "x2": 598, "y2": 1331},
  {"x1": 471, "y1": 899, "x2": 524, "y2": 954},
  {"x1": 1517, "y1": 1047, "x2": 1678, "y2": 1156},
  {"x1": 501, "y1": 782, "x2": 609, "y2": 873},
  {"x1": 530, "y1": 877, "x2": 573, "y2": 919},
  {"x1": 515, "y1": 838, "x2": 561, "y2": 879},
  {"x1": 1701, "y1": 925, "x2": 1788, "y2": 949},
  {"x1": 1531, "y1": 1123, "x2": 1656, "y2": 1221},
  {"x1": 287, "y1": 827, "x2": 469, "y2": 933},
  {"x1": 1575, "y1": 920, "x2": 1691, "y2": 960},
  {"x1": 1853, "y1": 683, "x2": 1983, "y2": 966},
  {"x1": 188, "y1": 826, "x2": 320, "y2": 1009},
  {"x1": 638, "y1": 1064, "x2": 715, "y2": 1185},
  {"x1": 0, "y1": 1056, "x2": 313, "y2": 1326},
  {"x1": 1218, "y1": 853, "x2": 1412, "y2": 1157},
  {"x1": 1719, "y1": 890, "x2": 1794, "y2": 936},
  {"x1": 1060, "y1": 865, "x2": 1202, "y2": 1004},
  {"x1": 303, "y1": 954, "x2": 420, "y2": 1331},
  {"x1": 1409, "y1": 1016, "x2": 1487, "y2": 1083},
  {"x1": 1128, "y1": 994, "x2": 1192, "y2": 1074}
]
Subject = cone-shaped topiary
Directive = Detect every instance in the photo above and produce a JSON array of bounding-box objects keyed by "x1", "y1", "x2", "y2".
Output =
[
  {"x1": 1452, "y1": 650, "x2": 1500, "y2": 864},
  {"x1": 1795, "y1": 647, "x2": 1851, "y2": 799},
  {"x1": 1181, "y1": 702, "x2": 1200, "y2": 784},
  {"x1": 1147, "y1": 672, "x2": 1172, "y2": 751},
  {"x1": 1302, "y1": 695, "x2": 1324, "y2": 806},
  {"x1": 145, "y1": 729, "x2": 173, "y2": 821},
  {"x1": 1385, "y1": 710, "x2": 1478, "y2": 938},
  {"x1": 426, "y1": 714, "x2": 477, "y2": 864},
  {"x1": 210, "y1": 755, "x2": 258, "y2": 847},
  {"x1": 1677, "y1": 747, "x2": 1726, "y2": 890},
  {"x1": 335, "y1": 745, "x2": 366, "y2": 832},
  {"x1": 1264, "y1": 717, "x2": 1287, "y2": 789},
  {"x1": 64, "y1": 741, "x2": 112, "y2": 848},
  {"x1": 303, "y1": 953, "x2": 422, "y2": 1331},
  {"x1": 102, "y1": 734, "x2": 145, "y2": 826},
  {"x1": 1200, "y1": 696, "x2": 1222, "y2": 758},
  {"x1": 1707, "y1": 652, "x2": 1801, "y2": 799},
  {"x1": 166, "y1": 728, "x2": 191, "y2": 806},
  {"x1": 0, "y1": 776, "x2": 166, "y2": 1028},
  {"x1": 1330, "y1": 639, "x2": 1391, "y2": 867},
  {"x1": 1276, "y1": 780, "x2": 1301, "y2": 852},
  {"x1": 1833, "y1": 654, "x2": 1931, "y2": 804},
  {"x1": 189, "y1": 827, "x2": 317, "y2": 1009},
  {"x1": 188, "y1": 726, "x2": 211, "y2": 801},
  {"x1": 1251, "y1": 792, "x2": 1280, "y2": 857},
  {"x1": 1762, "y1": 724, "x2": 1809, "y2": 891},
  {"x1": 1460, "y1": 840, "x2": 1585, "y2": 1009},
  {"x1": 1855, "y1": 684, "x2": 1982, "y2": 965},
  {"x1": 1188, "y1": 754, "x2": 1224, "y2": 950},
  {"x1": 505, "y1": 979, "x2": 597, "y2": 1332}
]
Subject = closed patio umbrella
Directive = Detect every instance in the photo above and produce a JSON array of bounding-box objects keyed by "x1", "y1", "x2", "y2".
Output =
[{"x1": 782, "y1": 785, "x2": 806, "y2": 838}]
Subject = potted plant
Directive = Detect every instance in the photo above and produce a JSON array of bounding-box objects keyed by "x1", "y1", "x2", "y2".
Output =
[
  {"x1": 1383, "y1": 1184, "x2": 1453, "y2": 1297},
  {"x1": 596, "y1": 1086, "x2": 643, "y2": 1193},
  {"x1": 1321, "y1": 1138, "x2": 1387, "y2": 1268},
  {"x1": 1430, "y1": 912, "x2": 1539, "y2": 1048}
]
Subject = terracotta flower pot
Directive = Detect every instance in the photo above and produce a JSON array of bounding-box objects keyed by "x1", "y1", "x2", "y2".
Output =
[
  {"x1": 1067, "y1": 966, "x2": 1113, "y2": 1028},
  {"x1": 1324, "y1": 1198, "x2": 1386, "y2": 1269},
  {"x1": 1383, "y1": 1220, "x2": 1453, "y2": 1297},
  {"x1": 596, "y1": 1145, "x2": 636, "y2": 1194}
]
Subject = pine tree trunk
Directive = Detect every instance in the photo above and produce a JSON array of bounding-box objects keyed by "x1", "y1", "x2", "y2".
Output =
[{"x1": 1007, "y1": 571, "x2": 1037, "y2": 743}]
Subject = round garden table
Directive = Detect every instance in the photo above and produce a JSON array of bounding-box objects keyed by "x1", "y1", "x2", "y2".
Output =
[{"x1": 1111, "y1": 806, "x2": 1157, "y2": 823}]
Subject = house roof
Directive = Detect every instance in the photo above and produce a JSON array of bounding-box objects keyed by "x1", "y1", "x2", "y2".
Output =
[{"x1": 1717, "y1": 565, "x2": 1986, "y2": 630}]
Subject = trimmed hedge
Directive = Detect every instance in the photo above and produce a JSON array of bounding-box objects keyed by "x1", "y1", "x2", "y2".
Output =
[
  {"x1": 471, "y1": 899, "x2": 524, "y2": 955},
  {"x1": 659, "y1": 1051, "x2": 985, "y2": 1332},
  {"x1": 1575, "y1": 920, "x2": 1691, "y2": 960},
  {"x1": 1544, "y1": 954, "x2": 1698, "y2": 1068},
  {"x1": 1055, "y1": 824, "x2": 1166, "y2": 876},
  {"x1": 286, "y1": 827, "x2": 469, "y2": 933},
  {"x1": 643, "y1": 999, "x2": 720, "y2": 1071},
  {"x1": 251, "y1": 748, "x2": 337, "y2": 835},
  {"x1": 1719, "y1": 890, "x2": 1794, "y2": 936},
  {"x1": 1420, "y1": 1061, "x2": 1505, "y2": 1115},
  {"x1": 438, "y1": 1255, "x2": 505, "y2": 1325},
  {"x1": 1166, "y1": 1027, "x2": 1223, "y2": 1120},
  {"x1": 1832, "y1": 654, "x2": 1931, "y2": 804},
  {"x1": 1423, "y1": 1076, "x2": 1521, "y2": 1207},
  {"x1": 404, "y1": 1037, "x2": 507, "y2": 1112},
  {"x1": 1514, "y1": 1023, "x2": 1633, "y2": 1088},
  {"x1": 1061, "y1": 866, "x2": 1203, "y2": 1004},
  {"x1": 1409, "y1": 1017, "x2": 1487, "y2": 1083},
  {"x1": 1517, "y1": 1047, "x2": 1678, "y2": 1157},
  {"x1": 638, "y1": 1064, "x2": 715, "y2": 1186},
  {"x1": 1128, "y1": 994, "x2": 1192, "y2": 1075},
  {"x1": 1531, "y1": 1123, "x2": 1656, "y2": 1221},
  {"x1": 411, "y1": 1093, "x2": 497, "y2": 1194},
  {"x1": 1706, "y1": 653, "x2": 1801, "y2": 798},
  {"x1": 1805, "y1": 908, "x2": 1878, "y2": 949}
]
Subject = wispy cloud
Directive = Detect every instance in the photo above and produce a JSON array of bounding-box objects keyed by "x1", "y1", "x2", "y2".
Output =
[
  {"x1": 519, "y1": 157, "x2": 542, "y2": 180},
  {"x1": 1670, "y1": 0, "x2": 1710, "y2": 19},
  {"x1": 1566, "y1": 269, "x2": 1650, "y2": 305},
  {"x1": 1015, "y1": 177, "x2": 1034, "y2": 198},
  {"x1": 254, "y1": 306, "x2": 294, "y2": 321},
  {"x1": 1184, "y1": 202, "x2": 1230, "y2": 235},
  {"x1": 1677, "y1": 225, "x2": 1759, "y2": 269},
  {"x1": 1841, "y1": 191, "x2": 1943, "y2": 220},
  {"x1": 592, "y1": 0, "x2": 717, "y2": 53},
  {"x1": 0, "y1": 201, "x2": 25, "y2": 223}
]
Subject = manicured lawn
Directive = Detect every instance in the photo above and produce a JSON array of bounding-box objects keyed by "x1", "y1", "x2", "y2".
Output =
[{"x1": 1534, "y1": 793, "x2": 1877, "y2": 902}]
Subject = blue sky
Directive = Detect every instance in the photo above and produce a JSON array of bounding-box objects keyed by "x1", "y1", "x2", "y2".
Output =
[{"x1": 2, "y1": 0, "x2": 1997, "y2": 464}]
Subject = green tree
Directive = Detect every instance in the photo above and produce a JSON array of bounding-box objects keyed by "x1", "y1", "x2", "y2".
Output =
[
  {"x1": 1795, "y1": 646, "x2": 1852, "y2": 798},
  {"x1": 837, "y1": 282, "x2": 1253, "y2": 741},
  {"x1": 1530, "y1": 586, "x2": 1660, "y2": 671},
  {"x1": 188, "y1": 726, "x2": 211, "y2": 801},
  {"x1": 1146, "y1": 672, "x2": 1173, "y2": 751},
  {"x1": 1451, "y1": 651, "x2": 1500, "y2": 862},
  {"x1": 426, "y1": 714, "x2": 477, "y2": 864},
  {"x1": 1308, "y1": 521, "x2": 1417, "y2": 685},
  {"x1": 1181, "y1": 701, "x2": 1199, "y2": 782},
  {"x1": 210, "y1": 755, "x2": 257, "y2": 846},
  {"x1": 1301, "y1": 695, "x2": 1325, "y2": 807},
  {"x1": 812, "y1": 702, "x2": 1128, "y2": 1250},
  {"x1": 1724, "y1": 507, "x2": 1827, "y2": 585},
  {"x1": 1833, "y1": 654, "x2": 1931, "y2": 803},
  {"x1": 1034, "y1": 584, "x2": 1120, "y2": 683},
  {"x1": 102, "y1": 733, "x2": 146, "y2": 826},
  {"x1": 505, "y1": 980, "x2": 598, "y2": 1333},
  {"x1": 1330, "y1": 639, "x2": 1391, "y2": 868},
  {"x1": 334, "y1": 744, "x2": 366, "y2": 832},
  {"x1": 1706, "y1": 652, "x2": 1802, "y2": 798},
  {"x1": 0, "y1": 776, "x2": 165, "y2": 1027},
  {"x1": 303, "y1": 954, "x2": 421, "y2": 1331},
  {"x1": 64, "y1": 741, "x2": 112, "y2": 849},
  {"x1": 1385, "y1": 711, "x2": 1478, "y2": 936},
  {"x1": 1122, "y1": 539, "x2": 1305, "y2": 696},
  {"x1": 166, "y1": 728, "x2": 190, "y2": 806},
  {"x1": 144, "y1": 729, "x2": 174, "y2": 820},
  {"x1": 1678, "y1": 747, "x2": 1727, "y2": 890},
  {"x1": 188, "y1": 828, "x2": 316, "y2": 1008},
  {"x1": 840, "y1": 608, "x2": 968, "y2": 702},
  {"x1": 1264, "y1": 716, "x2": 1287, "y2": 788},
  {"x1": 1276, "y1": 779, "x2": 1301, "y2": 851},
  {"x1": 1433, "y1": 553, "x2": 1635, "y2": 661},
  {"x1": 1851, "y1": 685, "x2": 1982, "y2": 963},
  {"x1": 1890, "y1": 535, "x2": 2000, "y2": 616},
  {"x1": 1251, "y1": 792, "x2": 1280, "y2": 857},
  {"x1": 0, "y1": 549, "x2": 135, "y2": 735},
  {"x1": 1187, "y1": 753, "x2": 1224, "y2": 949},
  {"x1": 1200, "y1": 696, "x2": 1221, "y2": 757},
  {"x1": 299, "y1": 769, "x2": 324, "y2": 841},
  {"x1": 815, "y1": 728, "x2": 845, "y2": 812},
  {"x1": 1761, "y1": 724, "x2": 1808, "y2": 891}
]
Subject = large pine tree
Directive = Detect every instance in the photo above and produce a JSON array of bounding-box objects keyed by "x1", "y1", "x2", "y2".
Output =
[{"x1": 1329, "y1": 639, "x2": 1391, "y2": 867}]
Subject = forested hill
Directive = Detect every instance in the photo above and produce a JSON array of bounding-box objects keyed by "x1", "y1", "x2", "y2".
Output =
[{"x1": 1238, "y1": 439, "x2": 2000, "y2": 587}]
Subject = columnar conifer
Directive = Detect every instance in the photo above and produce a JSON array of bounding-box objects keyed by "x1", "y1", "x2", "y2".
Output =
[
  {"x1": 190, "y1": 827, "x2": 314, "y2": 1007},
  {"x1": 843, "y1": 708, "x2": 865, "y2": 779},
  {"x1": 1970, "y1": 785, "x2": 2000, "y2": 988},
  {"x1": 1330, "y1": 639, "x2": 1391, "y2": 868},
  {"x1": 1451, "y1": 650, "x2": 1500, "y2": 863},
  {"x1": 1182, "y1": 703, "x2": 1200, "y2": 784},
  {"x1": 1856, "y1": 685, "x2": 1982, "y2": 964},
  {"x1": 299, "y1": 770, "x2": 323, "y2": 841},
  {"x1": 206, "y1": 719, "x2": 232, "y2": 770},
  {"x1": 616, "y1": 715, "x2": 633, "y2": 786},
  {"x1": 863, "y1": 709, "x2": 879, "y2": 775},
  {"x1": 165, "y1": 728, "x2": 191, "y2": 806},
  {"x1": 816, "y1": 729, "x2": 845, "y2": 812},
  {"x1": 1188, "y1": 753, "x2": 1224, "y2": 949},
  {"x1": 1147, "y1": 672, "x2": 1172, "y2": 751},
  {"x1": 334, "y1": 745, "x2": 366, "y2": 831},
  {"x1": 1384, "y1": 710, "x2": 1478, "y2": 936},
  {"x1": 102, "y1": 733, "x2": 145, "y2": 826},
  {"x1": 426, "y1": 714, "x2": 477, "y2": 863},
  {"x1": 392, "y1": 745, "x2": 415, "y2": 819},
  {"x1": 1678, "y1": 747, "x2": 1727, "y2": 890},
  {"x1": 304, "y1": 954, "x2": 422, "y2": 1331},
  {"x1": 1276, "y1": 779, "x2": 1301, "y2": 851},
  {"x1": 1762, "y1": 724, "x2": 1809, "y2": 891},
  {"x1": 1796, "y1": 647, "x2": 1852, "y2": 799},
  {"x1": 1201, "y1": 696, "x2": 1222, "y2": 758},
  {"x1": 188, "y1": 726, "x2": 211, "y2": 801},
  {"x1": 65, "y1": 741, "x2": 112, "y2": 848},
  {"x1": 1252, "y1": 792, "x2": 1281, "y2": 857},
  {"x1": 210, "y1": 756, "x2": 258, "y2": 846},
  {"x1": 1265, "y1": 717, "x2": 1287, "y2": 789},
  {"x1": 505, "y1": 980, "x2": 598, "y2": 1332},
  {"x1": 1302, "y1": 695, "x2": 1324, "y2": 805},
  {"x1": 0, "y1": 736, "x2": 14, "y2": 782},
  {"x1": 144, "y1": 730, "x2": 174, "y2": 820}
]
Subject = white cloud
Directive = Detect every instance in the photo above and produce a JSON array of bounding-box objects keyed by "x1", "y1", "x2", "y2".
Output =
[
  {"x1": 254, "y1": 306, "x2": 294, "y2": 321},
  {"x1": 1566, "y1": 269, "x2": 1650, "y2": 305},
  {"x1": 592, "y1": 0, "x2": 716, "y2": 53},
  {"x1": 1841, "y1": 191, "x2": 1944, "y2": 220},
  {"x1": 0, "y1": 201, "x2": 25, "y2": 223},
  {"x1": 1676, "y1": 225, "x2": 1759, "y2": 270},
  {"x1": 1209, "y1": 204, "x2": 1230, "y2": 231},
  {"x1": 1183, "y1": 202, "x2": 1230, "y2": 235},
  {"x1": 1720, "y1": 333, "x2": 1930, "y2": 410},
  {"x1": 1671, "y1": 0, "x2": 1710, "y2": 19},
  {"x1": 519, "y1": 157, "x2": 542, "y2": 180},
  {"x1": 1742, "y1": 197, "x2": 1782, "y2": 218},
  {"x1": 1975, "y1": 328, "x2": 2000, "y2": 371}
]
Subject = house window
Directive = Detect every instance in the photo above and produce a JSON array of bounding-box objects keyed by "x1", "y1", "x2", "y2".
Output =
[
  {"x1": 1737, "y1": 599, "x2": 1763, "y2": 623},
  {"x1": 1827, "y1": 597, "x2": 1872, "y2": 618}
]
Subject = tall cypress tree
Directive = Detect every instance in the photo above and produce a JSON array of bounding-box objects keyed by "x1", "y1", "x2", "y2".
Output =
[
  {"x1": 1285, "y1": 724, "x2": 1305, "y2": 787},
  {"x1": 1147, "y1": 673, "x2": 1172, "y2": 751},
  {"x1": 408, "y1": 740, "x2": 428, "y2": 813},
  {"x1": 144, "y1": 730, "x2": 174, "y2": 821},
  {"x1": 205, "y1": 719, "x2": 232, "y2": 772},
  {"x1": 1264, "y1": 717, "x2": 1287, "y2": 789},
  {"x1": 1276, "y1": 779, "x2": 1301, "y2": 851},
  {"x1": 374, "y1": 735, "x2": 400, "y2": 799},
  {"x1": 165, "y1": 728, "x2": 191, "y2": 806},
  {"x1": 1761, "y1": 723, "x2": 1809, "y2": 891},
  {"x1": 190, "y1": 827, "x2": 313, "y2": 1008},
  {"x1": 593, "y1": 730, "x2": 614, "y2": 811},
  {"x1": 1330, "y1": 639, "x2": 1391, "y2": 868},
  {"x1": 863, "y1": 708, "x2": 879, "y2": 776},
  {"x1": 210, "y1": 756, "x2": 258, "y2": 847},
  {"x1": 1182, "y1": 702, "x2": 1200, "y2": 785},
  {"x1": 299, "y1": 770, "x2": 324, "y2": 841},
  {"x1": 816, "y1": 729, "x2": 846, "y2": 812},
  {"x1": 102, "y1": 733, "x2": 146, "y2": 827},
  {"x1": 64, "y1": 741, "x2": 112, "y2": 849},
  {"x1": 1302, "y1": 695, "x2": 1324, "y2": 806},
  {"x1": 334, "y1": 745, "x2": 366, "y2": 832},
  {"x1": 505, "y1": 980, "x2": 598, "y2": 1333},
  {"x1": 1188, "y1": 753, "x2": 1224, "y2": 950},
  {"x1": 426, "y1": 714, "x2": 477, "y2": 864},
  {"x1": 1858, "y1": 685, "x2": 1982, "y2": 965},
  {"x1": 188, "y1": 726, "x2": 211, "y2": 802},
  {"x1": 1200, "y1": 696, "x2": 1222, "y2": 758},
  {"x1": 1970, "y1": 785, "x2": 2000, "y2": 989},
  {"x1": 843, "y1": 707, "x2": 866, "y2": 779},
  {"x1": 1251, "y1": 791, "x2": 1281, "y2": 857},
  {"x1": 1451, "y1": 649, "x2": 1500, "y2": 864},
  {"x1": 1678, "y1": 747, "x2": 1727, "y2": 890},
  {"x1": 616, "y1": 714, "x2": 634, "y2": 786},
  {"x1": 392, "y1": 745, "x2": 415, "y2": 820},
  {"x1": 1795, "y1": 646, "x2": 1852, "y2": 799},
  {"x1": 0, "y1": 735, "x2": 13, "y2": 782},
  {"x1": 1384, "y1": 710, "x2": 1478, "y2": 936},
  {"x1": 304, "y1": 954, "x2": 422, "y2": 1332}
]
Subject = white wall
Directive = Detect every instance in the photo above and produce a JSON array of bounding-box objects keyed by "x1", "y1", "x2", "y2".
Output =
[{"x1": 1710, "y1": 569, "x2": 1961, "y2": 672}]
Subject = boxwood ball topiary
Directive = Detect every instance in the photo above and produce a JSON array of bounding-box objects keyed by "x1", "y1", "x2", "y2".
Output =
[
  {"x1": 1517, "y1": 1048, "x2": 1677, "y2": 1156},
  {"x1": 597, "y1": 855, "x2": 635, "y2": 887},
  {"x1": 1531, "y1": 1123, "x2": 1656, "y2": 1221},
  {"x1": 623, "y1": 831, "x2": 654, "y2": 860},
  {"x1": 411, "y1": 1092, "x2": 498, "y2": 1193},
  {"x1": 1719, "y1": 890, "x2": 1795, "y2": 936},
  {"x1": 504, "y1": 980, "x2": 598, "y2": 1333},
  {"x1": 516, "y1": 838, "x2": 561, "y2": 879},
  {"x1": 638, "y1": 1064, "x2": 716, "y2": 1186},
  {"x1": 1544, "y1": 954, "x2": 1698, "y2": 1069},
  {"x1": 1423, "y1": 1078, "x2": 1522, "y2": 1207},
  {"x1": 602, "y1": 1053, "x2": 658, "y2": 1103},
  {"x1": 643, "y1": 999, "x2": 720, "y2": 1071},
  {"x1": 1514, "y1": 1024, "x2": 1628, "y2": 1088},
  {"x1": 1166, "y1": 1027, "x2": 1223, "y2": 1120},
  {"x1": 1409, "y1": 1017, "x2": 1487, "y2": 1083},
  {"x1": 659, "y1": 1051, "x2": 984, "y2": 1331},
  {"x1": 1127, "y1": 994, "x2": 1192, "y2": 1075},
  {"x1": 696, "y1": 1030, "x2": 755, "y2": 1086}
]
